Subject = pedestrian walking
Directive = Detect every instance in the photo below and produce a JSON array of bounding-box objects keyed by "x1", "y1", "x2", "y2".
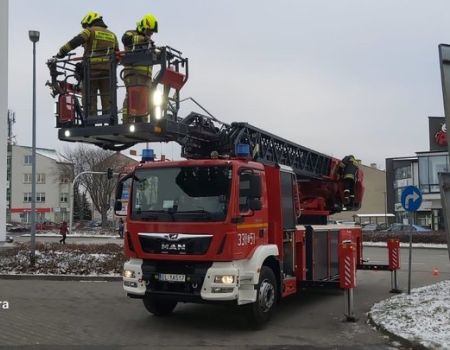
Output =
[
  {"x1": 59, "y1": 221, "x2": 68, "y2": 244},
  {"x1": 118, "y1": 218, "x2": 124, "y2": 238}
]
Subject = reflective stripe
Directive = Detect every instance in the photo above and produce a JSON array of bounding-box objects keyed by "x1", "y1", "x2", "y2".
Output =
[
  {"x1": 132, "y1": 65, "x2": 152, "y2": 74},
  {"x1": 237, "y1": 223, "x2": 268, "y2": 229},
  {"x1": 90, "y1": 57, "x2": 111, "y2": 63},
  {"x1": 94, "y1": 30, "x2": 116, "y2": 43}
]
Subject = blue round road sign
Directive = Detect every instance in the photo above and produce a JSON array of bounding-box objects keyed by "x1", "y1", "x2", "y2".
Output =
[{"x1": 401, "y1": 186, "x2": 422, "y2": 212}]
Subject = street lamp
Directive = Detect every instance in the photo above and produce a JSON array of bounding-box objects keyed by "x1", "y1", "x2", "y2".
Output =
[{"x1": 29, "y1": 30, "x2": 39, "y2": 265}]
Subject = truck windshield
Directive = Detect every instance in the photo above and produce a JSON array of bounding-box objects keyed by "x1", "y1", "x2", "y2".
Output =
[{"x1": 131, "y1": 165, "x2": 232, "y2": 222}]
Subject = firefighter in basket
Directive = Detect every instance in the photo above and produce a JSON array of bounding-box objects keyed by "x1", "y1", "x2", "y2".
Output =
[
  {"x1": 342, "y1": 155, "x2": 359, "y2": 205},
  {"x1": 55, "y1": 11, "x2": 119, "y2": 117},
  {"x1": 121, "y1": 13, "x2": 158, "y2": 124}
]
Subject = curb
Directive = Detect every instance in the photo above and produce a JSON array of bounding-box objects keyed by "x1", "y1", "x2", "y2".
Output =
[
  {"x1": 0, "y1": 274, "x2": 122, "y2": 281},
  {"x1": 363, "y1": 242, "x2": 448, "y2": 250},
  {"x1": 367, "y1": 312, "x2": 430, "y2": 350}
]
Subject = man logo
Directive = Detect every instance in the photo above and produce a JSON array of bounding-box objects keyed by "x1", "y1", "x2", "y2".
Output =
[
  {"x1": 161, "y1": 243, "x2": 186, "y2": 251},
  {"x1": 166, "y1": 234, "x2": 179, "y2": 241}
]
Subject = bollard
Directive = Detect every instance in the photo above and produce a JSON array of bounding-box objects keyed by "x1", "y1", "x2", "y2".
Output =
[
  {"x1": 339, "y1": 240, "x2": 357, "y2": 322},
  {"x1": 387, "y1": 239, "x2": 402, "y2": 293}
]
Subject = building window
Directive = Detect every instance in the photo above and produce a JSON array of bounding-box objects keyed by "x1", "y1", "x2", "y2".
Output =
[
  {"x1": 24, "y1": 173, "x2": 32, "y2": 183},
  {"x1": 36, "y1": 192, "x2": 46, "y2": 203},
  {"x1": 419, "y1": 155, "x2": 449, "y2": 193},
  {"x1": 21, "y1": 212, "x2": 45, "y2": 224},
  {"x1": 24, "y1": 192, "x2": 32, "y2": 203},
  {"x1": 60, "y1": 193, "x2": 69, "y2": 203},
  {"x1": 394, "y1": 165, "x2": 411, "y2": 180},
  {"x1": 37, "y1": 173, "x2": 46, "y2": 184},
  {"x1": 24, "y1": 155, "x2": 33, "y2": 165},
  {"x1": 60, "y1": 175, "x2": 70, "y2": 184}
]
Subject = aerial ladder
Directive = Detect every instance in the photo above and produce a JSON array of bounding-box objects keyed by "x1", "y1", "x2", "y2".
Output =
[{"x1": 47, "y1": 45, "x2": 363, "y2": 221}]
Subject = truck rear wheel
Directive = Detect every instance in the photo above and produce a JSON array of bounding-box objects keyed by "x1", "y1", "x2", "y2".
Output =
[
  {"x1": 143, "y1": 296, "x2": 177, "y2": 316},
  {"x1": 245, "y1": 266, "x2": 277, "y2": 329}
]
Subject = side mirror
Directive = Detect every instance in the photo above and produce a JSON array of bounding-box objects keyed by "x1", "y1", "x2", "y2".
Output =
[
  {"x1": 115, "y1": 181, "x2": 124, "y2": 201},
  {"x1": 248, "y1": 198, "x2": 262, "y2": 211},
  {"x1": 114, "y1": 201, "x2": 122, "y2": 212},
  {"x1": 114, "y1": 174, "x2": 131, "y2": 217},
  {"x1": 249, "y1": 175, "x2": 261, "y2": 198}
]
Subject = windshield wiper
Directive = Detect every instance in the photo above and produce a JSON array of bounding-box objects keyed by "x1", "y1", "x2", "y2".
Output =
[
  {"x1": 173, "y1": 210, "x2": 213, "y2": 220},
  {"x1": 136, "y1": 210, "x2": 174, "y2": 221}
]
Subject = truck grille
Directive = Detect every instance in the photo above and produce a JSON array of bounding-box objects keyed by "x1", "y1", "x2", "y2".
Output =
[{"x1": 138, "y1": 233, "x2": 212, "y2": 255}]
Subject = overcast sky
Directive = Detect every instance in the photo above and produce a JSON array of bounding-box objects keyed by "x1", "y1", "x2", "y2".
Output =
[{"x1": 7, "y1": 0, "x2": 450, "y2": 168}]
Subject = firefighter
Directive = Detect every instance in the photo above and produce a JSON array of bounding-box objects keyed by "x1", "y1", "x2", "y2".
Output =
[
  {"x1": 121, "y1": 13, "x2": 158, "y2": 123},
  {"x1": 55, "y1": 11, "x2": 119, "y2": 117},
  {"x1": 342, "y1": 155, "x2": 358, "y2": 203}
]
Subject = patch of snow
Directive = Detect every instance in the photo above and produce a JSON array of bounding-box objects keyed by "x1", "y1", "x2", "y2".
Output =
[{"x1": 370, "y1": 280, "x2": 450, "y2": 349}]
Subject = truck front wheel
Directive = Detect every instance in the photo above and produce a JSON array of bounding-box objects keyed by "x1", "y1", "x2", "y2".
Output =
[
  {"x1": 245, "y1": 266, "x2": 277, "y2": 329},
  {"x1": 143, "y1": 296, "x2": 177, "y2": 316}
]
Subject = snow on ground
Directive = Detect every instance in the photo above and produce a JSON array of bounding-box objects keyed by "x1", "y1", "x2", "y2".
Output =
[
  {"x1": 0, "y1": 243, "x2": 125, "y2": 275},
  {"x1": 21, "y1": 231, "x2": 120, "y2": 238},
  {"x1": 369, "y1": 280, "x2": 450, "y2": 349}
]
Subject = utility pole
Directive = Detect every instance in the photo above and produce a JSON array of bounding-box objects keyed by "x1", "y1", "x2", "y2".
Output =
[
  {"x1": 0, "y1": 0, "x2": 8, "y2": 244},
  {"x1": 29, "y1": 30, "x2": 39, "y2": 265},
  {"x1": 438, "y1": 44, "x2": 450, "y2": 262}
]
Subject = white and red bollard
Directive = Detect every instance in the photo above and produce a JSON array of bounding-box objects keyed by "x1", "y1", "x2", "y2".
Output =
[
  {"x1": 388, "y1": 239, "x2": 402, "y2": 293},
  {"x1": 339, "y1": 240, "x2": 357, "y2": 322}
]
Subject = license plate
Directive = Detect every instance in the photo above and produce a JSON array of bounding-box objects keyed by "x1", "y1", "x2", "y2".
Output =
[{"x1": 159, "y1": 273, "x2": 186, "y2": 282}]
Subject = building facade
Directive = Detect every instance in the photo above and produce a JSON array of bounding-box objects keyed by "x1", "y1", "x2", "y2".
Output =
[
  {"x1": 385, "y1": 117, "x2": 449, "y2": 230},
  {"x1": 9, "y1": 145, "x2": 72, "y2": 224}
]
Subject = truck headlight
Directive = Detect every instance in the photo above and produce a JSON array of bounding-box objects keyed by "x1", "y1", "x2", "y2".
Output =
[
  {"x1": 214, "y1": 275, "x2": 235, "y2": 284},
  {"x1": 123, "y1": 270, "x2": 136, "y2": 279}
]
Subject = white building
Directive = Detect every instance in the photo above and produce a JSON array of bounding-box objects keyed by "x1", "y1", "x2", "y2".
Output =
[{"x1": 9, "y1": 145, "x2": 72, "y2": 224}]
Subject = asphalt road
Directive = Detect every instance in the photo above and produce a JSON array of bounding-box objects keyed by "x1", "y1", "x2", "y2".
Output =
[{"x1": 0, "y1": 247, "x2": 448, "y2": 350}]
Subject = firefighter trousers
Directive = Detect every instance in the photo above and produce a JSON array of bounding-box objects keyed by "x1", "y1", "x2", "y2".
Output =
[{"x1": 122, "y1": 72, "x2": 152, "y2": 124}]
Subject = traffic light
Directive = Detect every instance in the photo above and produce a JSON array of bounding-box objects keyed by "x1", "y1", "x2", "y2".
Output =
[{"x1": 107, "y1": 168, "x2": 113, "y2": 179}]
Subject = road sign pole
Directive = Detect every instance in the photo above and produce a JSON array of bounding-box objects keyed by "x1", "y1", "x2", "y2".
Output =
[
  {"x1": 400, "y1": 186, "x2": 422, "y2": 295},
  {"x1": 408, "y1": 211, "x2": 413, "y2": 294}
]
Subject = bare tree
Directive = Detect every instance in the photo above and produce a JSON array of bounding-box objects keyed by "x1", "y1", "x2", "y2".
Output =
[{"x1": 59, "y1": 145, "x2": 137, "y2": 227}]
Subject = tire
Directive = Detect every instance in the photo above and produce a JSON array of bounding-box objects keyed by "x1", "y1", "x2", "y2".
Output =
[
  {"x1": 143, "y1": 296, "x2": 177, "y2": 316},
  {"x1": 245, "y1": 266, "x2": 277, "y2": 329}
]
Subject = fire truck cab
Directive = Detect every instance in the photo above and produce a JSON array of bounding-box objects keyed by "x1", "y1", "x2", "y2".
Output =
[{"x1": 116, "y1": 147, "x2": 363, "y2": 327}]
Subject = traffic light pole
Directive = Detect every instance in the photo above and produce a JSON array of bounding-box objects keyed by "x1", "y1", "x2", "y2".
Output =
[{"x1": 69, "y1": 171, "x2": 112, "y2": 236}]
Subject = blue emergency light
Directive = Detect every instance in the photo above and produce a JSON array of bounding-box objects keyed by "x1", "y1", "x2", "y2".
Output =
[
  {"x1": 142, "y1": 148, "x2": 155, "y2": 162},
  {"x1": 235, "y1": 143, "x2": 250, "y2": 157}
]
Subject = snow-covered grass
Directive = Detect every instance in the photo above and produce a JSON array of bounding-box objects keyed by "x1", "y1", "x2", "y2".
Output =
[
  {"x1": 21, "y1": 232, "x2": 120, "y2": 239},
  {"x1": 0, "y1": 242, "x2": 126, "y2": 276},
  {"x1": 369, "y1": 280, "x2": 450, "y2": 349}
]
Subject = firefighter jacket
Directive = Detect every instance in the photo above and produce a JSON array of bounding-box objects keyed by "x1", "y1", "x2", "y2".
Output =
[
  {"x1": 58, "y1": 20, "x2": 119, "y2": 71},
  {"x1": 122, "y1": 29, "x2": 153, "y2": 77},
  {"x1": 342, "y1": 156, "x2": 358, "y2": 181}
]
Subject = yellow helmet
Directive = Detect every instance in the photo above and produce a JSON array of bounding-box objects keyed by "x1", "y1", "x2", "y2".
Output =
[
  {"x1": 81, "y1": 11, "x2": 102, "y2": 28},
  {"x1": 137, "y1": 13, "x2": 158, "y2": 33}
]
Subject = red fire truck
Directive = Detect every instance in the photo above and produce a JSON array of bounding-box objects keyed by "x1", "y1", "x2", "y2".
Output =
[{"x1": 47, "y1": 45, "x2": 397, "y2": 327}]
